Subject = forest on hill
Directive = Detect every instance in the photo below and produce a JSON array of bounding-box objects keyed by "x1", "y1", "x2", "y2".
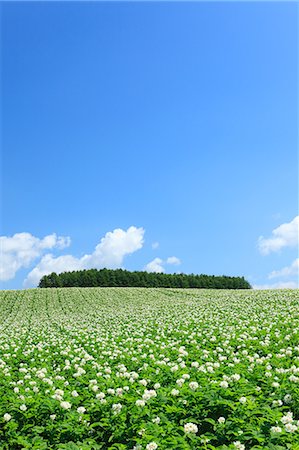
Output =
[{"x1": 39, "y1": 268, "x2": 252, "y2": 289}]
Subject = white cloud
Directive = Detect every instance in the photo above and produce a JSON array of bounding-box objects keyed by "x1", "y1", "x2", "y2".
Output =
[
  {"x1": 268, "y1": 258, "x2": 299, "y2": 279},
  {"x1": 144, "y1": 255, "x2": 181, "y2": 273},
  {"x1": 253, "y1": 281, "x2": 298, "y2": 290},
  {"x1": 0, "y1": 232, "x2": 71, "y2": 281},
  {"x1": 151, "y1": 242, "x2": 159, "y2": 249},
  {"x1": 144, "y1": 257, "x2": 165, "y2": 273},
  {"x1": 82, "y1": 226, "x2": 144, "y2": 268},
  {"x1": 258, "y1": 216, "x2": 299, "y2": 255},
  {"x1": 166, "y1": 256, "x2": 181, "y2": 265},
  {"x1": 24, "y1": 254, "x2": 83, "y2": 287},
  {"x1": 24, "y1": 226, "x2": 145, "y2": 287}
]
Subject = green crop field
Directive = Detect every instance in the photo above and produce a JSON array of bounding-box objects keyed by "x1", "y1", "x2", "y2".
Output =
[{"x1": 0, "y1": 288, "x2": 299, "y2": 450}]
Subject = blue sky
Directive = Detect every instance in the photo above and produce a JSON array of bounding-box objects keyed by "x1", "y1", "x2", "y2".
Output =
[{"x1": 1, "y1": 2, "x2": 298, "y2": 290}]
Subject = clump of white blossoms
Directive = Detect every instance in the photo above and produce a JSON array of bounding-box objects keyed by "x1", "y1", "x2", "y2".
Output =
[
  {"x1": 239, "y1": 397, "x2": 247, "y2": 404},
  {"x1": 135, "y1": 399, "x2": 145, "y2": 407},
  {"x1": 284, "y1": 394, "x2": 292, "y2": 404},
  {"x1": 171, "y1": 389, "x2": 179, "y2": 396},
  {"x1": 146, "y1": 443, "x2": 158, "y2": 450},
  {"x1": 60, "y1": 401, "x2": 71, "y2": 409},
  {"x1": 220, "y1": 381, "x2": 229, "y2": 388},
  {"x1": 233, "y1": 441, "x2": 245, "y2": 450},
  {"x1": 184, "y1": 422, "x2": 198, "y2": 434},
  {"x1": 189, "y1": 381, "x2": 199, "y2": 391},
  {"x1": 77, "y1": 407, "x2": 86, "y2": 414},
  {"x1": 285, "y1": 423, "x2": 298, "y2": 433},
  {"x1": 270, "y1": 426, "x2": 282, "y2": 433},
  {"x1": 3, "y1": 413, "x2": 12, "y2": 422},
  {"x1": 218, "y1": 417, "x2": 225, "y2": 423},
  {"x1": 152, "y1": 416, "x2": 161, "y2": 424},
  {"x1": 281, "y1": 412, "x2": 293, "y2": 424},
  {"x1": 20, "y1": 404, "x2": 27, "y2": 411},
  {"x1": 142, "y1": 389, "x2": 157, "y2": 401},
  {"x1": 112, "y1": 403, "x2": 122, "y2": 414}
]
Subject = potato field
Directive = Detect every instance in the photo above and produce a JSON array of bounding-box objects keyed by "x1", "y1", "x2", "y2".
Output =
[{"x1": 0, "y1": 288, "x2": 299, "y2": 450}]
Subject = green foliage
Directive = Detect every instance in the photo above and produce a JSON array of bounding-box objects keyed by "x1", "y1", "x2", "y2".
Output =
[
  {"x1": 0, "y1": 287, "x2": 298, "y2": 449},
  {"x1": 39, "y1": 268, "x2": 252, "y2": 289}
]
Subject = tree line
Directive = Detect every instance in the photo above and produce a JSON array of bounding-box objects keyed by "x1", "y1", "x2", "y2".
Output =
[{"x1": 39, "y1": 268, "x2": 252, "y2": 289}]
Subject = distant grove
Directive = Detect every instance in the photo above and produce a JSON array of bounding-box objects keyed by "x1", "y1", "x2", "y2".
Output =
[{"x1": 39, "y1": 268, "x2": 252, "y2": 289}]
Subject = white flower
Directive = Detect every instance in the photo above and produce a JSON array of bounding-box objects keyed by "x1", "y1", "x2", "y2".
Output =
[
  {"x1": 184, "y1": 422, "x2": 198, "y2": 434},
  {"x1": 152, "y1": 416, "x2": 161, "y2": 424},
  {"x1": 233, "y1": 441, "x2": 245, "y2": 450},
  {"x1": 112, "y1": 403, "x2": 122, "y2": 414},
  {"x1": 71, "y1": 390, "x2": 79, "y2": 397},
  {"x1": 50, "y1": 414, "x2": 56, "y2": 421},
  {"x1": 270, "y1": 426, "x2": 282, "y2": 433},
  {"x1": 284, "y1": 394, "x2": 292, "y2": 404},
  {"x1": 60, "y1": 401, "x2": 71, "y2": 409},
  {"x1": 239, "y1": 397, "x2": 247, "y2": 404},
  {"x1": 20, "y1": 404, "x2": 27, "y2": 411},
  {"x1": 154, "y1": 383, "x2": 160, "y2": 389},
  {"x1": 189, "y1": 381, "x2": 199, "y2": 391},
  {"x1": 272, "y1": 400, "x2": 283, "y2": 407},
  {"x1": 146, "y1": 442, "x2": 158, "y2": 450},
  {"x1": 55, "y1": 389, "x2": 64, "y2": 396},
  {"x1": 77, "y1": 406, "x2": 86, "y2": 414},
  {"x1": 220, "y1": 381, "x2": 229, "y2": 388},
  {"x1": 116, "y1": 388, "x2": 123, "y2": 396},
  {"x1": 3, "y1": 413, "x2": 12, "y2": 422},
  {"x1": 136, "y1": 399, "x2": 145, "y2": 407},
  {"x1": 171, "y1": 388, "x2": 179, "y2": 396},
  {"x1": 285, "y1": 423, "x2": 298, "y2": 432},
  {"x1": 218, "y1": 417, "x2": 225, "y2": 423},
  {"x1": 96, "y1": 392, "x2": 105, "y2": 399},
  {"x1": 281, "y1": 412, "x2": 293, "y2": 424},
  {"x1": 142, "y1": 389, "x2": 157, "y2": 401},
  {"x1": 231, "y1": 374, "x2": 241, "y2": 381}
]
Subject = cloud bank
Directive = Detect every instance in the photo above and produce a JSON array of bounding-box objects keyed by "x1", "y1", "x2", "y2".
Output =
[
  {"x1": 253, "y1": 281, "x2": 298, "y2": 290},
  {"x1": 0, "y1": 232, "x2": 70, "y2": 281},
  {"x1": 24, "y1": 226, "x2": 145, "y2": 287}
]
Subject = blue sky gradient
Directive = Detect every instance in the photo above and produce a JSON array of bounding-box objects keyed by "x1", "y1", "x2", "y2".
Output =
[{"x1": 1, "y1": 2, "x2": 298, "y2": 289}]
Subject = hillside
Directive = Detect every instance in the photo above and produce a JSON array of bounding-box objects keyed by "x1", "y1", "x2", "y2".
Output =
[{"x1": 0, "y1": 288, "x2": 298, "y2": 449}]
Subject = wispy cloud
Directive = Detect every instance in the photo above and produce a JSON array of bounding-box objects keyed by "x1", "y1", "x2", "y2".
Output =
[
  {"x1": 151, "y1": 242, "x2": 159, "y2": 250},
  {"x1": 268, "y1": 258, "x2": 299, "y2": 279},
  {"x1": 253, "y1": 281, "x2": 298, "y2": 290}
]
